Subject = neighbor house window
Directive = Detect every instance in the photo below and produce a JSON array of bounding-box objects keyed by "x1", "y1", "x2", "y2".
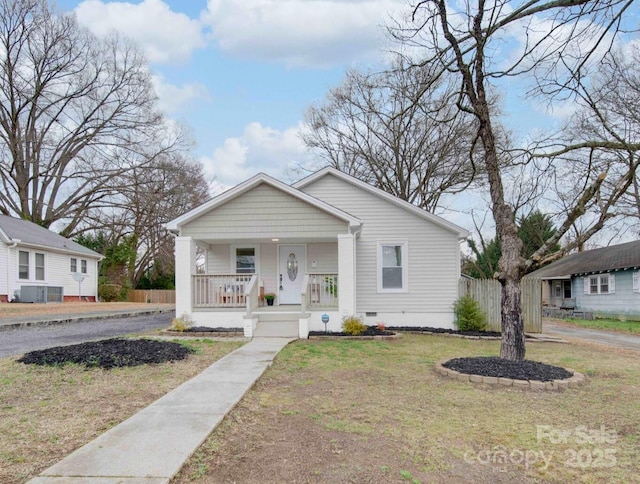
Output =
[
  {"x1": 377, "y1": 242, "x2": 408, "y2": 292},
  {"x1": 35, "y1": 253, "x2": 45, "y2": 281},
  {"x1": 235, "y1": 248, "x2": 256, "y2": 274},
  {"x1": 70, "y1": 258, "x2": 77, "y2": 272},
  {"x1": 81, "y1": 259, "x2": 87, "y2": 274},
  {"x1": 585, "y1": 274, "x2": 615, "y2": 294},
  {"x1": 19, "y1": 251, "x2": 29, "y2": 279}
]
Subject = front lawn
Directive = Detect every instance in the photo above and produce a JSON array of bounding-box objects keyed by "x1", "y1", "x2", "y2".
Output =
[
  {"x1": 0, "y1": 338, "x2": 244, "y2": 483},
  {"x1": 561, "y1": 317, "x2": 640, "y2": 334},
  {"x1": 175, "y1": 335, "x2": 640, "y2": 483}
]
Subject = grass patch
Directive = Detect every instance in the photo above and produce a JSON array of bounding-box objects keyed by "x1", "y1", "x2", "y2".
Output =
[
  {"x1": 562, "y1": 317, "x2": 640, "y2": 334},
  {"x1": 0, "y1": 339, "x2": 244, "y2": 483},
  {"x1": 175, "y1": 335, "x2": 640, "y2": 483}
]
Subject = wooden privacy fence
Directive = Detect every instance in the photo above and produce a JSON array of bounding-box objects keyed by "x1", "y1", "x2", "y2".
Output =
[
  {"x1": 458, "y1": 277, "x2": 542, "y2": 333},
  {"x1": 128, "y1": 289, "x2": 175, "y2": 304}
]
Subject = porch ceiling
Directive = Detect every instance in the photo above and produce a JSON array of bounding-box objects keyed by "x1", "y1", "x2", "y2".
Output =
[{"x1": 195, "y1": 235, "x2": 341, "y2": 246}]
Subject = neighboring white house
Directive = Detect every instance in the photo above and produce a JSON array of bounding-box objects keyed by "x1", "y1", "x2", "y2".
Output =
[
  {"x1": 0, "y1": 214, "x2": 102, "y2": 303},
  {"x1": 166, "y1": 168, "x2": 469, "y2": 338}
]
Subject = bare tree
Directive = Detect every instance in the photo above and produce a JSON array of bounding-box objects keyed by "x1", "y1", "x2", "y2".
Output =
[
  {"x1": 0, "y1": 0, "x2": 173, "y2": 234},
  {"x1": 82, "y1": 153, "x2": 212, "y2": 288},
  {"x1": 396, "y1": 0, "x2": 638, "y2": 360},
  {"x1": 302, "y1": 55, "x2": 488, "y2": 212}
]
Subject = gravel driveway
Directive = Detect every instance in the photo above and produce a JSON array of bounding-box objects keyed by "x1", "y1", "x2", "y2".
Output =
[
  {"x1": 0, "y1": 313, "x2": 173, "y2": 358},
  {"x1": 544, "y1": 320, "x2": 640, "y2": 352}
]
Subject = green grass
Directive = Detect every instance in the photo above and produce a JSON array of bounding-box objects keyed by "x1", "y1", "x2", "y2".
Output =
[
  {"x1": 175, "y1": 335, "x2": 640, "y2": 483},
  {"x1": 563, "y1": 317, "x2": 640, "y2": 334}
]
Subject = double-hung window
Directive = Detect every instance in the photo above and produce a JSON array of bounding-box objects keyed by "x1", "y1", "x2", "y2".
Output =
[
  {"x1": 232, "y1": 246, "x2": 257, "y2": 274},
  {"x1": 70, "y1": 258, "x2": 77, "y2": 273},
  {"x1": 19, "y1": 251, "x2": 29, "y2": 279},
  {"x1": 584, "y1": 274, "x2": 615, "y2": 294},
  {"x1": 81, "y1": 259, "x2": 87, "y2": 274},
  {"x1": 35, "y1": 253, "x2": 45, "y2": 281},
  {"x1": 377, "y1": 242, "x2": 408, "y2": 292}
]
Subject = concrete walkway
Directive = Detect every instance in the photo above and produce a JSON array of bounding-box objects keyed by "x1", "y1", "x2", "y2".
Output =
[{"x1": 29, "y1": 337, "x2": 293, "y2": 484}]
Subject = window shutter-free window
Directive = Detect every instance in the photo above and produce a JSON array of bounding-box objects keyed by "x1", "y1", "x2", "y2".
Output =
[
  {"x1": 70, "y1": 258, "x2": 77, "y2": 272},
  {"x1": 35, "y1": 253, "x2": 45, "y2": 281},
  {"x1": 81, "y1": 259, "x2": 87, "y2": 274},
  {"x1": 382, "y1": 245, "x2": 403, "y2": 289},
  {"x1": 377, "y1": 242, "x2": 408, "y2": 292},
  {"x1": 19, "y1": 251, "x2": 29, "y2": 279}
]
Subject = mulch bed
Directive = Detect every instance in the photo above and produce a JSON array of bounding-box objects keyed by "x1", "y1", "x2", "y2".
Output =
[
  {"x1": 309, "y1": 326, "x2": 396, "y2": 337},
  {"x1": 187, "y1": 326, "x2": 243, "y2": 333},
  {"x1": 17, "y1": 339, "x2": 194, "y2": 369},
  {"x1": 443, "y1": 356, "x2": 573, "y2": 382}
]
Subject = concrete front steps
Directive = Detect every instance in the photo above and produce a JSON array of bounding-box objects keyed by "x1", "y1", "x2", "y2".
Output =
[{"x1": 252, "y1": 308, "x2": 302, "y2": 337}]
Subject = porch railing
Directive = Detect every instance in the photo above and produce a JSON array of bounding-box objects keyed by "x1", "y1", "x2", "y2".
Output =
[
  {"x1": 306, "y1": 273, "x2": 338, "y2": 308},
  {"x1": 193, "y1": 274, "x2": 253, "y2": 308}
]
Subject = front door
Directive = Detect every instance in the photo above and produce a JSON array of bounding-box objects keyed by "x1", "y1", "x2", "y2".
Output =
[{"x1": 278, "y1": 245, "x2": 306, "y2": 304}]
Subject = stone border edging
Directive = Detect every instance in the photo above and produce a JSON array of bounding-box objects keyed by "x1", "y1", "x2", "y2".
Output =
[
  {"x1": 307, "y1": 332, "x2": 401, "y2": 341},
  {"x1": 434, "y1": 360, "x2": 586, "y2": 391}
]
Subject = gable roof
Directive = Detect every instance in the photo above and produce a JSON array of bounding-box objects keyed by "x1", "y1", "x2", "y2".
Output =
[
  {"x1": 0, "y1": 214, "x2": 102, "y2": 259},
  {"x1": 293, "y1": 167, "x2": 470, "y2": 239},
  {"x1": 528, "y1": 240, "x2": 640, "y2": 278},
  {"x1": 165, "y1": 172, "x2": 363, "y2": 232}
]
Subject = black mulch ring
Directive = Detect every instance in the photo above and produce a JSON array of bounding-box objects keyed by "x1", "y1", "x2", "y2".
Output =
[
  {"x1": 388, "y1": 326, "x2": 504, "y2": 337},
  {"x1": 309, "y1": 326, "x2": 396, "y2": 337},
  {"x1": 17, "y1": 339, "x2": 195, "y2": 369},
  {"x1": 443, "y1": 356, "x2": 573, "y2": 382},
  {"x1": 185, "y1": 326, "x2": 243, "y2": 333}
]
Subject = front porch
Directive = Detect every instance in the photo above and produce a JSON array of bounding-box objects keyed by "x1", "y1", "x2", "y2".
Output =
[{"x1": 175, "y1": 236, "x2": 356, "y2": 338}]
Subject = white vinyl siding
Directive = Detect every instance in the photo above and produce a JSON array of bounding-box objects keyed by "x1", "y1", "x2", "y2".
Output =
[
  {"x1": 301, "y1": 174, "x2": 460, "y2": 314},
  {"x1": 0, "y1": 243, "x2": 7, "y2": 296},
  {"x1": 181, "y1": 183, "x2": 349, "y2": 241}
]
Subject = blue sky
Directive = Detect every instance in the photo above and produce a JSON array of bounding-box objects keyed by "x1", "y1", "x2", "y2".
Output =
[
  {"x1": 53, "y1": 0, "x2": 638, "y2": 245},
  {"x1": 54, "y1": 0, "x2": 575, "y2": 187}
]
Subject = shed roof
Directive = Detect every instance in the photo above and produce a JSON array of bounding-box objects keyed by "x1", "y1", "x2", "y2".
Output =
[
  {"x1": 0, "y1": 214, "x2": 102, "y2": 258},
  {"x1": 528, "y1": 240, "x2": 640, "y2": 278}
]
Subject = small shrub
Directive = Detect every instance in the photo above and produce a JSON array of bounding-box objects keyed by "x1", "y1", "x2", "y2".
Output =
[
  {"x1": 453, "y1": 294, "x2": 487, "y2": 331},
  {"x1": 98, "y1": 284, "x2": 121, "y2": 302},
  {"x1": 342, "y1": 315, "x2": 366, "y2": 335},
  {"x1": 170, "y1": 314, "x2": 192, "y2": 332}
]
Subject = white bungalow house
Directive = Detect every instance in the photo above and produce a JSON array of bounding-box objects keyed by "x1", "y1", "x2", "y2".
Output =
[
  {"x1": 0, "y1": 214, "x2": 102, "y2": 303},
  {"x1": 166, "y1": 168, "x2": 469, "y2": 338}
]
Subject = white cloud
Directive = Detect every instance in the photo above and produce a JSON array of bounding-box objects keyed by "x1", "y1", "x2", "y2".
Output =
[
  {"x1": 203, "y1": 0, "x2": 405, "y2": 67},
  {"x1": 200, "y1": 122, "x2": 314, "y2": 190},
  {"x1": 151, "y1": 75, "x2": 210, "y2": 114},
  {"x1": 74, "y1": 0, "x2": 205, "y2": 64}
]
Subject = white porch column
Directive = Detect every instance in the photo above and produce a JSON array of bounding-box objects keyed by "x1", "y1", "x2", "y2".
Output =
[
  {"x1": 175, "y1": 236, "x2": 196, "y2": 319},
  {"x1": 337, "y1": 233, "x2": 356, "y2": 317}
]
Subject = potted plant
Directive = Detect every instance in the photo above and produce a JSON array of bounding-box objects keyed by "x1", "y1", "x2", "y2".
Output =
[{"x1": 264, "y1": 293, "x2": 276, "y2": 306}]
